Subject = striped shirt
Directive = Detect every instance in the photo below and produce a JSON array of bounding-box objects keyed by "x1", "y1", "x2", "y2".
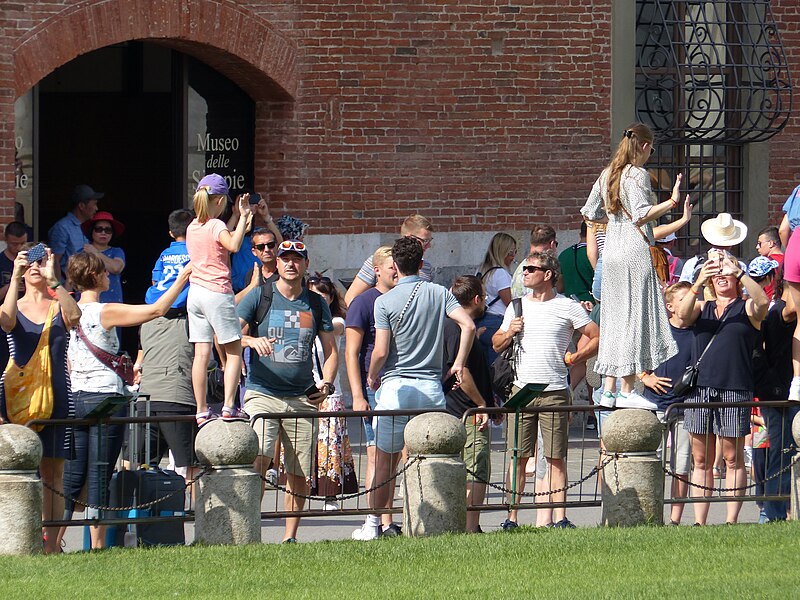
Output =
[{"x1": 500, "y1": 294, "x2": 591, "y2": 391}]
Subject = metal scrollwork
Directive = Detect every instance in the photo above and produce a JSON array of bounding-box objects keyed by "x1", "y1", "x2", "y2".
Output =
[{"x1": 636, "y1": 0, "x2": 792, "y2": 143}]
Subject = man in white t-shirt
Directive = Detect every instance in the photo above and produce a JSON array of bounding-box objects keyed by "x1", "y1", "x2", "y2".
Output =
[{"x1": 492, "y1": 250, "x2": 599, "y2": 530}]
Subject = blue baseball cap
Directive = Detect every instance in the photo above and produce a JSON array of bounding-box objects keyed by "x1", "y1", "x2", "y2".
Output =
[{"x1": 747, "y1": 256, "x2": 780, "y2": 278}]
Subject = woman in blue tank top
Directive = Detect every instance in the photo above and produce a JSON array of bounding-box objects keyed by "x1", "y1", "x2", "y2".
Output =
[{"x1": 676, "y1": 250, "x2": 769, "y2": 526}]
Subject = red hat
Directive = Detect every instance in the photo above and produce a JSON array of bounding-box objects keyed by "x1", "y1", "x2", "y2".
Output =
[{"x1": 82, "y1": 211, "x2": 125, "y2": 237}]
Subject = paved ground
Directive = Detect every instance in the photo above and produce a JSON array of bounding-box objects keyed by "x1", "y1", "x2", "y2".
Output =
[{"x1": 61, "y1": 413, "x2": 765, "y2": 551}]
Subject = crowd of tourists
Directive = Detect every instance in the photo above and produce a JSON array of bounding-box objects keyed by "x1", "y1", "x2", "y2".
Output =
[{"x1": 1, "y1": 123, "x2": 799, "y2": 550}]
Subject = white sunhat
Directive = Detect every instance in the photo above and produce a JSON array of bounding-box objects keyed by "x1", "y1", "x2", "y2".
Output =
[{"x1": 700, "y1": 213, "x2": 748, "y2": 247}]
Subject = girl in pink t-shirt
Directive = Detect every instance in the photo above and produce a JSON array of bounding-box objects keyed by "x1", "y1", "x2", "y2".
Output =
[{"x1": 186, "y1": 173, "x2": 252, "y2": 425}]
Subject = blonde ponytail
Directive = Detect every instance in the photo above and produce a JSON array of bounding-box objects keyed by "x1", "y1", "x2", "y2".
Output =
[{"x1": 193, "y1": 187, "x2": 211, "y2": 223}]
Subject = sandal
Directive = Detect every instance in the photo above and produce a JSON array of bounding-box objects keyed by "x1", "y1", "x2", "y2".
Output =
[
  {"x1": 221, "y1": 406, "x2": 249, "y2": 422},
  {"x1": 196, "y1": 409, "x2": 217, "y2": 428}
]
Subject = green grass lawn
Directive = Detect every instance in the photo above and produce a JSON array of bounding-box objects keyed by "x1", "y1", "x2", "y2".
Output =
[{"x1": 2, "y1": 522, "x2": 798, "y2": 599}]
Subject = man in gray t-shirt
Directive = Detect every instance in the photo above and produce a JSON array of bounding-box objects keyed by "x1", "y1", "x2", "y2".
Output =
[{"x1": 354, "y1": 237, "x2": 474, "y2": 541}]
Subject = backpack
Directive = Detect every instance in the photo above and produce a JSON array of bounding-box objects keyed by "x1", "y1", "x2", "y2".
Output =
[
  {"x1": 251, "y1": 282, "x2": 324, "y2": 334},
  {"x1": 489, "y1": 298, "x2": 523, "y2": 400}
]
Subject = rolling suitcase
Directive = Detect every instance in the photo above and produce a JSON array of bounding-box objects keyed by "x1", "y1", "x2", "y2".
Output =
[{"x1": 135, "y1": 468, "x2": 186, "y2": 547}]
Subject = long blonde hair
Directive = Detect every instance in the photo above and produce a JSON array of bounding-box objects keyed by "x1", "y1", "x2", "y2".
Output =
[
  {"x1": 193, "y1": 187, "x2": 226, "y2": 223},
  {"x1": 605, "y1": 122, "x2": 653, "y2": 214},
  {"x1": 479, "y1": 232, "x2": 516, "y2": 276}
]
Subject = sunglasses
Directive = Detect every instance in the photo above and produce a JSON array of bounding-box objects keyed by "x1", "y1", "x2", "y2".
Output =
[
  {"x1": 522, "y1": 265, "x2": 548, "y2": 274},
  {"x1": 93, "y1": 226, "x2": 113, "y2": 234},
  {"x1": 279, "y1": 240, "x2": 306, "y2": 252},
  {"x1": 253, "y1": 241, "x2": 277, "y2": 251},
  {"x1": 307, "y1": 276, "x2": 332, "y2": 286}
]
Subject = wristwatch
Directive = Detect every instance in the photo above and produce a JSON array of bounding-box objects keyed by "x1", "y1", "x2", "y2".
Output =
[{"x1": 322, "y1": 382, "x2": 335, "y2": 395}]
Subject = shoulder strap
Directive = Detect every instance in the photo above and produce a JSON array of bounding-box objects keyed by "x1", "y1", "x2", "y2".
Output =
[
  {"x1": 396, "y1": 281, "x2": 423, "y2": 326},
  {"x1": 307, "y1": 289, "x2": 324, "y2": 334},
  {"x1": 481, "y1": 266, "x2": 504, "y2": 308},
  {"x1": 254, "y1": 282, "x2": 274, "y2": 330},
  {"x1": 694, "y1": 302, "x2": 734, "y2": 368},
  {"x1": 619, "y1": 204, "x2": 652, "y2": 246},
  {"x1": 572, "y1": 245, "x2": 593, "y2": 290}
]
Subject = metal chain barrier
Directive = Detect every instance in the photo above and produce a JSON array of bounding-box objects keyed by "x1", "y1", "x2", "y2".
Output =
[
  {"x1": 465, "y1": 455, "x2": 614, "y2": 498},
  {"x1": 662, "y1": 453, "x2": 800, "y2": 493},
  {"x1": 260, "y1": 456, "x2": 420, "y2": 502},
  {"x1": 41, "y1": 467, "x2": 209, "y2": 512}
]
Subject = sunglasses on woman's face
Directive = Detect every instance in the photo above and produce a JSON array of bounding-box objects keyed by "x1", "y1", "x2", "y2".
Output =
[
  {"x1": 307, "y1": 276, "x2": 332, "y2": 286},
  {"x1": 253, "y1": 241, "x2": 277, "y2": 251},
  {"x1": 94, "y1": 226, "x2": 113, "y2": 234}
]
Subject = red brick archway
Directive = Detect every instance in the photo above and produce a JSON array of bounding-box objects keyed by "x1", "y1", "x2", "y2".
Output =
[{"x1": 12, "y1": 0, "x2": 298, "y2": 100}]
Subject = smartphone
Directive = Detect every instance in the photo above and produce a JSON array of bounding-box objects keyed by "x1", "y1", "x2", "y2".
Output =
[
  {"x1": 26, "y1": 243, "x2": 47, "y2": 264},
  {"x1": 304, "y1": 383, "x2": 320, "y2": 398},
  {"x1": 248, "y1": 192, "x2": 262, "y2": 205}
]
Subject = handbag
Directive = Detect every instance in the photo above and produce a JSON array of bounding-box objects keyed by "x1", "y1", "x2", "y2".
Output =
[
  {"x1": 5, "y1": 302, "x2": 57, "y2": 431},
  {"x1": 620, "y1": 205, "x2": 670, "y2": 283},
  {"x1": 671, "y1": 307, "x2": 730, "y2": 397},
  {"x1": 490, "y1": 298, "x2": 523, "y2": 399},
  {"x1": 77, "y1": 324, "x2": 136, "y2": 386}
]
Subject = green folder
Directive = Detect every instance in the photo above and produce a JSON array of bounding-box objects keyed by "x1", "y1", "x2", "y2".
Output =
[
  {"x1": 504, "y1": 383, "x2": 548, "y2": 410},
  {"x1": 85, "y1": 395, "x2": 129, "y2": 419}
]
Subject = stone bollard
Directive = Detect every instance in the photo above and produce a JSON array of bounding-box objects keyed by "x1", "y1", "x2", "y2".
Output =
[
  {"x1": 194, "y1": 420, "x2": 261, "y2": 545},
  {"x1": 600, "y1": 409, "x2": 664, "y2": 527},
  {"x1": 0, "y1": 424, "x2": 43, "y2": 555},
  {"x1": 402, "y1": 412, "x2": 467, "y2": 537},
  {"x1": 791, "y1": 412, "x2": 800, "y2": 519}
]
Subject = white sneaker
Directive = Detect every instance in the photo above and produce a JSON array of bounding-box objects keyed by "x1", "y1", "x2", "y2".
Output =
[
  {"x1": 323, "y1": 502, "x2": 339, "y2": 511},
  {"x1": 615, "y1": 391, "x2": 658, "y2": 410},
  {"x1": 351, "y1": 524, "x2": 381, "y2": 541},
  {"x1": 789, "y1": 378, "x2": 800, "y2": 402},
  {"x1": 265, "y1": 469, "x2": 278, "y2": 487},
  {"x1": 598, "y1": 391, "x2": 616, "y2": 408}
]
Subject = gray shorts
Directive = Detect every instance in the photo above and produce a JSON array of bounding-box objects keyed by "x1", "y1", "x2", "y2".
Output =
[
  {"x1": 656, "y1": 411, "x2": 691, "y2": 475},
  {"x1": 187, "y1": 284, "x2": 241, "y2": 344}
]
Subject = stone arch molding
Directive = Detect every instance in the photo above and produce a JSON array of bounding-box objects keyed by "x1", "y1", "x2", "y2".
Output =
[{"x1": 13, "y1": 0, "x2": 298, "y2": 100}]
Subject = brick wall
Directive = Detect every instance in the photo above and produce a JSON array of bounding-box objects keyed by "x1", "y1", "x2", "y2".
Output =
[
  {"x1": 1, "y1": 0, "x2": 612, "y2": 235},
  {"x1": 770, "y1": 0, "x2": 800, "y2": 223}
]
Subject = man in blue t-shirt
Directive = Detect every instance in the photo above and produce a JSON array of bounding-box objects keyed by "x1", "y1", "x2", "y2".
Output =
[
  {"x1": 345, "y1": 245, "x2": 397, "y2": 539},
  {"x1": 236, "y1": 239, "x2": 337, "y2": 544},
  {"x1": 356, "y1": 237, "x2": 474, "y2": 541}
]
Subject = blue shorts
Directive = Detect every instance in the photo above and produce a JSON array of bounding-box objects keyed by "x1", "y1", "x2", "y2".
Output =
[{"x1": 373, "y1": 377, "x2": 444, "y2": 454}]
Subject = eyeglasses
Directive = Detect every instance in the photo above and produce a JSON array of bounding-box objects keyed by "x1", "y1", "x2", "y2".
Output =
[
  {"x1": 93, "y1": 226, "x2": 113, "y2": 234},
  {"x1": 253, "y1": 241, "x2": 277, "y2": 251},
  {"x1": 522, "y1": 265, "x2": 548, "y2": 274},
  {"x1": 279, "y1": 240, "x2": 306, "y2": 252},
  {"x1": 308, "y1": 276, "x2": 332, "y2": 286},
  {"x1": 408, "y1": 234, "x2": 433, "y2": 248}
]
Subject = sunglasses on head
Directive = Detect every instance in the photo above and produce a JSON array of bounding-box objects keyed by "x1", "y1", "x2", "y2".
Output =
[
  {"x1": 522, "y1": 265, "x2": 548, "y2": 274},
  {"x1": 93, "y1": 226, "x2": 113, "y2": 234},
  {"x1": 279, "y1": 240, "x2": 306, "y2": 252},
  {"x1": 253, "y1": 241, "x2": 277, "y2": 251}
]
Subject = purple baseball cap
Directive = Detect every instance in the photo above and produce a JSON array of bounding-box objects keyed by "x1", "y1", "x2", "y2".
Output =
[{"x1": 196, "y1": 173, "x2": 229, "y2": 196}]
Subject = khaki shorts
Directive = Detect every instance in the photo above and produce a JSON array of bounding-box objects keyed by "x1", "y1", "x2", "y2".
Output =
[
  {"x1": 506, "y1": 388, "x2": 570, "y2": 459},
  {"x1": 244, "y1": 389, "x2": 318, "y2": 478},
  {"x1": 463, "y1": 417, "x2": 491, "y2": 483}
]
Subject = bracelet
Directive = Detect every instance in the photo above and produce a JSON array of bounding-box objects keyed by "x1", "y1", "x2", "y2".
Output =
[
  {"x1": 736, "y1": 270, "x2": 745, "y2": 281},
  {"x1": 690, "y1": 287, "x2": 702, "y2": 296},
  {"x1": 638, "y1": 371, "x2": 648, "y2": 381},
  {"x1": 49, "y1": 281, "x2": 63, "y2": 290}
]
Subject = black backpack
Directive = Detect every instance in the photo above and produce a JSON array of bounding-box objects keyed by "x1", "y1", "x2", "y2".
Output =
[{"x1": 489, "y1": 297, "x2": 523, "y2": 400}]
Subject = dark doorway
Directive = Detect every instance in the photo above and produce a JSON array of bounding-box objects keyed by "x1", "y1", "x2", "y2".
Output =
[{"x1": 36, "y1": 42, "x2": 255, "y2": 354}]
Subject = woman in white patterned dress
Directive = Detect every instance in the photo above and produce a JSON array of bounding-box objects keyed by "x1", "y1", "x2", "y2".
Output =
[{"x1": 580, "y1": 123, "x2": 682, "y2": 409}]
